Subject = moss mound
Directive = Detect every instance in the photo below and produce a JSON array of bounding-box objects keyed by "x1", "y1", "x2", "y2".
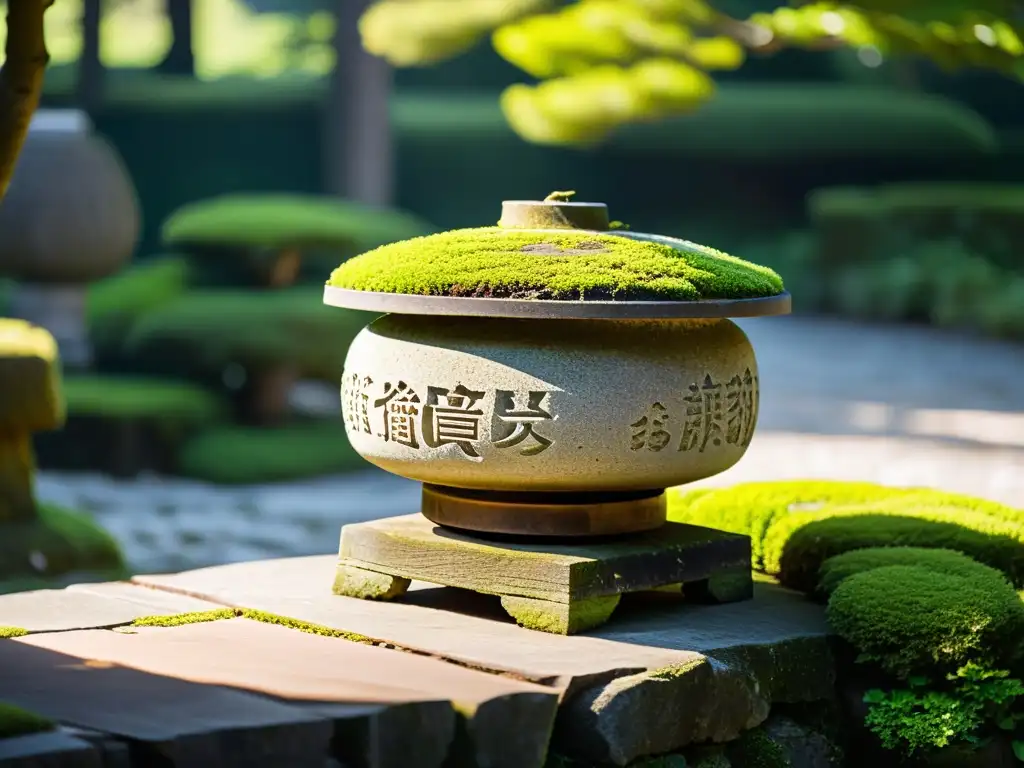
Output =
[
  {"x1": 124, "y1": 288, "x2": 375, "y2": 382},
  {"x1": 763, "y1": 506, "x2": 1024, "y2": 592},
  {"x1": 816, "y1": 546, "x2": 1009, "y2": 598},
  {"x1": 667, "y1": 481, "x2": 913, "y2": 569},
  {"x1": 62, "y1": 375, "x2": 225, "y2": 423},
  {"x1": 826, "y1": 564, "x2": 1024, "y2": 678},
  {"x1": 0, "y1": 502, "x2": 126, "y2": 586},
  {"x1": 328, "y1": 226, "x2": 784, "y2": 301},
  {"x1": 162, "y1": 193, "x2": 435, "y2": 252},
  {"x1": 0, "y1": 702, "x2": 55, "y2": 739},
  {"x1": 178, "y1": 422, "x2": 364, "y2": 484}
]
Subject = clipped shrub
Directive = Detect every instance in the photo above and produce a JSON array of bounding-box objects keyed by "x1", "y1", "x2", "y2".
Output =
[
  {"x1": 667, "y1": 480, "x2": 916, "y2": 570},
  {"x1": 763, "y1": 505, "x2": 1024, "y2": 592},
  {"x1": 825, "y1": 564, "x2": 1024, "y2": 678},
  {"x1": 817, "y1": 546, "x2": 1013, "y2": 598}
]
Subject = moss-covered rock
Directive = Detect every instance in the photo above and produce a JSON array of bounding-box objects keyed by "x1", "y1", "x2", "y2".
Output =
[
  {"x1": 817, "y1": 546, "x2": 1009, "y2": 598},
  {"x1": 0, "y1": 702, "x2": 55, "y2": 740},
  {"x1": 177, "y1": 422, "x2": 364, "y2": 484},
  {"x1": 328, "y1": 226, "x2": 784, "y2": 301},
  {"x1": 0, "y1": 502, "x2": 127, "y2": 589},
  {"x1": 667, "y1": 481, "x2": 913, "y2": 570},
  {"x1": 0, "y1": 319, "x2": 64, "y2": 434},
  {"x1": 825, "y1": 564, "x2": 1024, "y2": 678},
  {"x1": 763, "y1": 505, "x2": 1024, "y2": 592}
]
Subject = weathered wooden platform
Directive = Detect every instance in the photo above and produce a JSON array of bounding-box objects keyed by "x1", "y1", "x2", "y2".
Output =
[{"x1": 0, "y1": 555, "x2": 834, "y2": 768}]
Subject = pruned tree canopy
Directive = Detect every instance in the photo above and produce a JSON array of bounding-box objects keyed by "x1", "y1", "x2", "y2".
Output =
[{"x1": 359, "y1": 0, "x2": 1024, "y2": 145}]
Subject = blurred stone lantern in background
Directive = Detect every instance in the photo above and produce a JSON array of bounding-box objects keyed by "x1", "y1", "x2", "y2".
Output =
[{"x1": 0, "y1": 109, "x2": 140, "y2": 370}]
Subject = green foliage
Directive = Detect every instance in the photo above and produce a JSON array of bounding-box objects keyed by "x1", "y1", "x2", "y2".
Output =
[
  {"x1": 360, "y1": 0, "x2": 1024, "y2": 145},
  {"x1": 62, "y1": 376, "x2": 226, "y2": 423},
  {"x1": 817, "y1": 546, "x2": 1007, "y2": 597},
  {"x1": 162, "y1": 193, "x2": 436, "y2": 252},
  {"x1": 0, "y1": 702, "x2": 55, "y2": 739},
  {"x1": 863, "y1": 664, "x2": 1024, "y2": 757},
  {"x1": 826, "y1": 565, "x2": 1024, "y2": 677},
  {"x1": 177, "y1": 422, "x2": 365, "y2": 484},
  {"x1": 726, "y1": 726, "x2": 789, "y2": 768},
  {"x1": 667, "y1": 480, "x2": 914, "y2": 569},
  {"x1": 124, "y1": 288, "x2": 374, "y2": 381},
  {"x1": 329, "y1": 226, "x2": 784, "y2": 301}
]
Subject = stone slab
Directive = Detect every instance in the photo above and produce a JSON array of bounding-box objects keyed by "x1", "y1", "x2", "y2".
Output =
[
  {"x1": 0, "y1": 584, "x2": 220, "y2": 633},
  {"x1": 20, "y1": 617, "x2": 559, "y2": 768},
  {"x1": 0, "y1": 634, "x2": 334, "y2": 767},
  {"x1": 133, "y1": 556, "x2": 829, "y2": 701},
  {"x1": 339, "y1": 514, "x2": 751, "y2": 603},
  {"x1": 0, "y1": 731, "x2": 101, "y2": 768}
]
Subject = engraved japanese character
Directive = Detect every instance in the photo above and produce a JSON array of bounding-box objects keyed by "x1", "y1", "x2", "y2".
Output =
[
  {"x1": 341, "y1": 372, "x2": 374, "y2": 435},
  {"x1": 725, "y1": 367, "x2": 759, "y2": 447},
  {"x1": 493, "y1": 390, "x2": 554, "y2": 456},
  {"x1": 630, "y1": 403, "x2": 671, "y2": 451},
  {"x1": 678, "y1": 374, "x2": 725, "y2": 452},
  {"x1": 423, "y1": 385, "x2": 486, "y2": 457},
  {"x1": 374, "y1": 381, "x2": 421, "y2": 449}
]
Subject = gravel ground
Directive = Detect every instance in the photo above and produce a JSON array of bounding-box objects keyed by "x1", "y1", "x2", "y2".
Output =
[{"x1": 35, "y1": 316, "x2": 1024, "y2": 575}]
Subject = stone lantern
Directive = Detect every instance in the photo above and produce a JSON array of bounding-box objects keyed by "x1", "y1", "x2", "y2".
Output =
[
  {"x1": 322, "y1": 194, "x2": 791, "y2": 634},
  {"x1": 0, "y1": 109, "x2": 141, "y2": 369}
]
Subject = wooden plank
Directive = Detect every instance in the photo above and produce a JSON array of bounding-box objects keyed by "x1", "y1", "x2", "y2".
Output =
[
  {"x1": 339, "y1": 514, "x2": 751, "y2": 603},
  {"x1": 0, "y1": 585, "x2": 219, "y2": 634},
  {"x1": 132, "y1": 556, "x2": 715, "y2": 694},
  {"x1": 19, "y1": 617, "x2": 559, "y2": 768},
  {"x1": 0, "y1": 635, "x2": 334, "y2": 767},
  {"x1": 0, "y1": 731, "x2": 101, "y2": 768}
]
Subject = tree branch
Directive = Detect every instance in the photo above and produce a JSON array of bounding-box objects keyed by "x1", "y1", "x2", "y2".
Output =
[{"x1": 0, "y1": 0, "x2": 52, "y2": 203}]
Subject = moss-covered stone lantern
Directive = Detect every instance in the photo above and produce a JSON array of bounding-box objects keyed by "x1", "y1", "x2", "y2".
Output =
[
  {"x1": 0, "y1": 110, "x2": 140, "y2": 370},
  {"x1": 322, "y1": 193, "x2": 791, "y2": 633}
]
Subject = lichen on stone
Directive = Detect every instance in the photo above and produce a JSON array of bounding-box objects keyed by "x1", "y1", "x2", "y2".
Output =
[{"x1": 328, "y1": 226, "x2": 784, "y2": 301}]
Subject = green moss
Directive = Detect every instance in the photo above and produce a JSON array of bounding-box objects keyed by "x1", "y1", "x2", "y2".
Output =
[
  {"x1": 0, "y1": 319, "x2": 64, "y2": 434},
  {"x1": 826, "y1": 564, "x2": 1024, "y2": 678},
  {"x1": 667, "y1": 480, "x2": 908, "y2": 570},
  {"x1": 239, "y1": 609, "x2": 375, "y2": 644},
  {"x1": 124, "y1": 288, "x2": 374, "y2": 381},
  {"x1": 0, "y1": 702, "x2": 55, "y2": 739},
  {"x1": 162, "y1": 193, "x2": 435, "y2": 252},
  {"x1": 177, "y1": 422, "x2": 365, "y2": 484},
  {"x1": 762, "y1": 505, "x2": 1024, "y2": 592},
  {"x1": 818, "y1": 546, "x2": 1010, "y2": 598},
  {"x1": 0, "y1": 626, "x2": 27, "y2": 638},
  {"x1": 62, "y1": 375, "x2": 225, "y2": 423},
  {"x1": 328, "y1": 226, "x2": 783, "y2": 301},
  {"x1": 133, "y1": 608, "x2": 239, "y2": 627},
  {"x1": 0, "y1": 503, "x2": 127, "y2": 584},
  {"x1": 726, "y1": 727, "x2": 790, "y2": 768}
]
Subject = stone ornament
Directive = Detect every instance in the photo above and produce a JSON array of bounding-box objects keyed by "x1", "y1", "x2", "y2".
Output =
[{"x1": 324, "y1": 194, "x2": 790, "y2": 538}]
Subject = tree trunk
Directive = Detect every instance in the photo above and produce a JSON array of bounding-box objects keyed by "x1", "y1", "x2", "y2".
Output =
[
  {"x1": 158, "y1": 0, "x2": 195, "y2": 76},
  {"x1": 0, "y1": 0, "x2": 53, "y2": 203},
  {"x1": 0, "y1": 434, "x2": 37, "y2": 523},
  {"x1": 323, "y1": 0, "x2": 394, "y2": 205},
  {"x1": 76, "y1": 0, "x2": 104, "y2": 112},
  {"x1": 239, "y1": 365, "x2": 298, "y2": 426}
]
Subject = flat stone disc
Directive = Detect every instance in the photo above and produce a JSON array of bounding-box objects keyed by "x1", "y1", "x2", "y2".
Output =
[{"x1": 322, "y1": 286, "x2": 792, "y2": 320}]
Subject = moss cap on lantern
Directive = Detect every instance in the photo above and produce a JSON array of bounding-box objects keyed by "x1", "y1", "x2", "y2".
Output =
[{"x1": 324, "y1": 193, "x2": 789, "y2": 319}]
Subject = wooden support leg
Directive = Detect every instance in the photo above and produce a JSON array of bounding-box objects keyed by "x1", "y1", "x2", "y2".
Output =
[
  {"x1": 500, "y1": 594, "x2": 620, "y2": 635},
  {"x1": 687, "y1": 565, "x2": 754, "y2": 604},
  {"x1": 334, "y1": 563, "x2": 411, "y2": 601}
]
